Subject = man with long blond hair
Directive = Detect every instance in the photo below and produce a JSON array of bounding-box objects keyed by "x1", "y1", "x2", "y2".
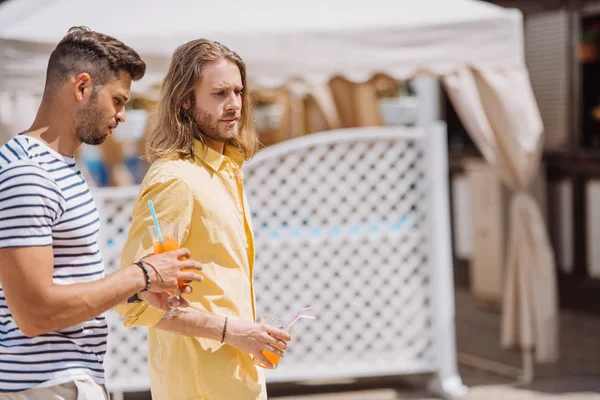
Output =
[{"x1": 114, "y1": 39, "x2": 290, "y2": 400}]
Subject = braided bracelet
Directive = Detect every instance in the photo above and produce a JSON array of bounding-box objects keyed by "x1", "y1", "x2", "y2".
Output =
[
  {"x1": 221, "y1": 317, "x2": 228, "y2": 343},
  {"x1": 134, "y1": 261, "x2": 151, "y2": 292}
]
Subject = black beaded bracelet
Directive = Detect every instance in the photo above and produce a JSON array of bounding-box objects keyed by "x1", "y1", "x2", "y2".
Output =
[{"x1": 134, "y1": 261, "x2": 151, "y2": 292}]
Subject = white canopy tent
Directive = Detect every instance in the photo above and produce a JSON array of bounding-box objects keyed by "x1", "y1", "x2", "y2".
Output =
[
  {"x1": 0, "y1": 0, "x2": 557, "y2": 385},
  {"x1": 1, "y1": 0, "x2": 523, "y2": 92}
]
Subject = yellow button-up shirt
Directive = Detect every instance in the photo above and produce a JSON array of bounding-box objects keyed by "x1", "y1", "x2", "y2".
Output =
[{"x1": 114, "y1": 140, "x2": 265, "y2": 400}]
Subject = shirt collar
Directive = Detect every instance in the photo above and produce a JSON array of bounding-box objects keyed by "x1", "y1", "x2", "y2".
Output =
[{"x1": 192, "y1": 139, "x2": 245, "y2": 171}]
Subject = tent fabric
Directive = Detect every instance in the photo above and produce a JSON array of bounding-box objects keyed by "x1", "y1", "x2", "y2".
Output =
[
  {"x1": 443, "y1": 67, "x2": 558, "y2": 362},
  {"x1": 0, "y1": 0, "x2": 523, "y2": 92}
]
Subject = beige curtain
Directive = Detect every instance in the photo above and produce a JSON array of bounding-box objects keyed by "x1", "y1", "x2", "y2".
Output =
[{"x1": 443, "y1": 67, "x2": 558, "y2": 363}]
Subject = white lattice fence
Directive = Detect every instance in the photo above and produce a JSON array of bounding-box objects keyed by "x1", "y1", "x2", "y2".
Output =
[
  {"x1": 247, "y1": 126, "x2": 465, "y2": 397},
  {"x1": 93, "y1": 186, "x2": 151, "y2": 396},
  {"x1": 246, "y1": 130, "x2": 435, "y2": 380},
  {"x1": 95, "y1": 124, "x2": 465, "y2": 398}
]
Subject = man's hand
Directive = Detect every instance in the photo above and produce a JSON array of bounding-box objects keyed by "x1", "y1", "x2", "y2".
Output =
[
  {"x1": 224, "y1": 319, "x2": 292, "y2": 368},
  {"x1": 138, "y1": 248, "x2": 204, "y2": 293},
  {"x1": 139, "y1": 291, "x2": 190, "y2": 312}
]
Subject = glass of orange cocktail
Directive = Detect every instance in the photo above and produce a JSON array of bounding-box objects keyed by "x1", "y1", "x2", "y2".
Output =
[
  {"x1": 148, "y1": 222, "x2": 185, "y2": 317},
  {"x1": 253, "y1": 316, "x2": 289, "y2": 369}
]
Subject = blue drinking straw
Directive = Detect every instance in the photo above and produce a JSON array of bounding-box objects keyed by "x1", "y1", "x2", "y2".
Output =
[{"x1": 148, "y1": 200, "x2": 164, "y2": 245}]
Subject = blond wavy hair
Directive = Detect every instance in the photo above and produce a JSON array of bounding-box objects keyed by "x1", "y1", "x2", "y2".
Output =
[{"x1": 146, "y1": 39, "x2": 257, "y2": 163}]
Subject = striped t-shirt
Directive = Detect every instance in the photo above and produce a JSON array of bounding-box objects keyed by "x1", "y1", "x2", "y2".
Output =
[{"x1": 0, "y1": 134, "x2": 107, "y2": 392}]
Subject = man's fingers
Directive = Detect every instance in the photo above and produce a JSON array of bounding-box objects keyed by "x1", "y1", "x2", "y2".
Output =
[
  {"x1": 174, "y1": 296, "x2": 190, "y2": 308},
  {"x1": 167, "y1": 294, "x2": 191, "y2": 309},
  {"x1": 265, "y1": 345, "x2": 284, "y2": 358},
  {"x1": 180, "y1": 260, "x2": 203, "y2": 271},
  {"x1": 270, "y1": 338, "x2": 288, "y2": 351},
  {"x1": 180, "y1": 285, "x2": 194, "y2": 294},
  {"x1": 179, "y1": 272, "x2": 204, "y2": 283},
  {"x1": 171, "y1": 247, "x2": 191, "y2": 259},
  {"x1": 267, "y1": 326, "x2": 291, "y2": 342}
]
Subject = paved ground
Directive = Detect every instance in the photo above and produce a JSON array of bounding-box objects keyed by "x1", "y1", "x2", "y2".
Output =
[
  {"x1": 121, "y1": 286, "x2": 600, "y2": 400},
  {"x1": 269, "y1": 375, "x2": 600, "y2": 399},
  {"x1": 267, "y1": 286, "x2": 600, "y2": 400},
  {"x1": 274, "y1": 388, "x2": 600, "y2": 400}
]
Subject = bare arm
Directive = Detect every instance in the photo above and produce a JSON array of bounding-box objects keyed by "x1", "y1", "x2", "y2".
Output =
[
  {"x1": 0, "y1": 246, "x2": 203, "y2": 337},
  {"x1": 149, "y1": 305, "x2": 292, "y2": 368}
]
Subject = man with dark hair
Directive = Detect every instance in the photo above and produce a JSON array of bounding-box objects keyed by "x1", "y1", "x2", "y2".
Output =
[
  {"x1": 44, "y1": 26, "x2": 146, "y2": 146},
  {"x1": 46, "y1": 27, "x2": 146, "y2": 96},
  {"x1": 0, "y1": 27, "x2": 204, "y2": 399}
]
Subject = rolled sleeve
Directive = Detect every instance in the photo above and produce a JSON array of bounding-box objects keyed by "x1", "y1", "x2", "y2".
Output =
[{"x1": 115, "y1": 301, "x2": 166, "y2": 328}]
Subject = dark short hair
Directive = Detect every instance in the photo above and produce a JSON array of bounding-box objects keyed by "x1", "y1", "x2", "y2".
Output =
[{"x1": 45, "y1": 26, "x2": 146, "y2": 94}]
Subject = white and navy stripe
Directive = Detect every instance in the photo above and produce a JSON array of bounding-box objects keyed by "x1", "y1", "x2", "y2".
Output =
[{"x1": 0, "y1": 135, "x2": 107, "y2": 392}]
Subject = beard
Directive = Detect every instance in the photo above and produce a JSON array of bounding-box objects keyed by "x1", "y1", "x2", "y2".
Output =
[
  {"x1": 192, "y1": 107, "x2": 239, "y2": 144},
  {"x1": 75, "y1": 92, "x2": 110, "y2": 146}
]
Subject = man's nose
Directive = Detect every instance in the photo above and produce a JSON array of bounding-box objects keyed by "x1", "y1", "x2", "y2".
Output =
[{"x1": 116, "y1": 108, "x2": 126, "y2": 123}]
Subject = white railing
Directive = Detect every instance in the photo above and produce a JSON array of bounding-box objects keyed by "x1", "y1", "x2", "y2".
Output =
[{"x1": 96, "y1": 124, "x2": 467, "y2": 400}]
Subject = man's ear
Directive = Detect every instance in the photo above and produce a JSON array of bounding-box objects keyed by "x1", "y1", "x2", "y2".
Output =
[
  {"x1": 73, "y1": 73, "x2": 93, "y2": 102},
  {"x1": 182, "y1": 96, "x2": 191, "y2": 111}
]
